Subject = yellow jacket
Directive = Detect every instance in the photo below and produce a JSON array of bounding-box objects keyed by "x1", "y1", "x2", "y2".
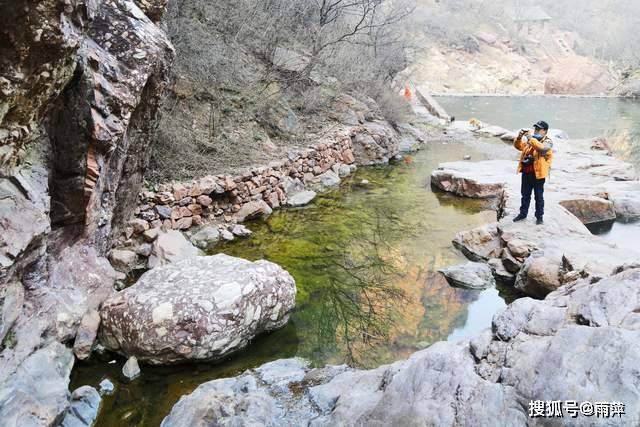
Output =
[{"x1": 514, "y1": 133, "x2": 554, "y2": 179}]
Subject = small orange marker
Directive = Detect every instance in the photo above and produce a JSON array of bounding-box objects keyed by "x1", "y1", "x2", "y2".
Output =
[
  {"x1": 404, "y1": 155, "x2": 413, "y2": 165},
  {"x1": 404, "y1": 86, "x2": 412, "y2": 101}
]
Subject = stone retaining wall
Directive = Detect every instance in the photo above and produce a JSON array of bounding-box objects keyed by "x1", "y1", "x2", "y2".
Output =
[{"x1": 128, "y1": 134, "x2": 357, "y2": 234}]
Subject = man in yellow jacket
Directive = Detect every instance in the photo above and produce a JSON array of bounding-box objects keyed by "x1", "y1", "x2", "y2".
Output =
[{"x1": 513, "y1": 120, "x2": 554, "y2": 225}]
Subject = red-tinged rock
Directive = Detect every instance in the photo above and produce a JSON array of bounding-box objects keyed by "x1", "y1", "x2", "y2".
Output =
[
  {"x1": 173, "y1": 216, "x2": 192, "y2": 230},
  {"x1": 192, "y1": 215, "x2": 204, "y2": 226},
  {"x1": 130, "y1": 218, "x2": 149, "y2": 235},
  {"x1": 197, "y1": 195, "x2": 213, "y2": 206},
  {"x1": 180, "y1": 207, "x2": 193, "y2": 217},
  {"x1": 171, "y1": 207, "x2": 183, "y2": 220},
  {"x1": 173, "y1": 183, "x2": 188, "y2": 200},
  {"x1": 188, "y1": 204, "x2": 203, "y2": 216},
  {"x1": 343, "y1": 149, "x2": 355, "y2": 164}
]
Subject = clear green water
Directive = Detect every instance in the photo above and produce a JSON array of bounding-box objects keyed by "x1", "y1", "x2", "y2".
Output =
[{"x1": 71, "y1": 140, "x2": 521, "y2": 426}]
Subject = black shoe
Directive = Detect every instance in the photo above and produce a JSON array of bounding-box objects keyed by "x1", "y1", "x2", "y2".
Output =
[
  {"x1": 513, "y1": 214, "x2": 526, "y2": 222},
  {"x1": 536, "y1": 218, "x2": 544, "y2": 225}
]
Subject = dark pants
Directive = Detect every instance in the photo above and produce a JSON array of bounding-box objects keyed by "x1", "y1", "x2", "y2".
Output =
[{"x1": 519, "y1": 172, "x2": 545, "y2": 219}]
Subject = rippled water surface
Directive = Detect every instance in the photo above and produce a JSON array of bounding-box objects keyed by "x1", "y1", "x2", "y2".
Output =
[{"x1": 71, "y1": 138, "x2": 522, "y2": 426}]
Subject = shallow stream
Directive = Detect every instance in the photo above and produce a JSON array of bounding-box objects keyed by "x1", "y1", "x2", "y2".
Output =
[{"x1": 71, "y1": 137, "x2": 519, "y2": 426}]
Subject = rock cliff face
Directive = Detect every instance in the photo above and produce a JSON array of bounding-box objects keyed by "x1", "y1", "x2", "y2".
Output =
[{"x1": 0, "y1": 0, "x2": 173, "y2": 423}]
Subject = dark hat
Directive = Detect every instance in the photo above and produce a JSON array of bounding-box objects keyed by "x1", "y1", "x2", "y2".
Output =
[{"x1": 533, "y1": 120, "x2": 549, "y2": 131}]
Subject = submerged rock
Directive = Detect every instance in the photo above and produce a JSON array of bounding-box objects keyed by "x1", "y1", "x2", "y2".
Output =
[
  {"x1": 307, "y1": 170, "x2": 341, "y2": 192},
  {"x1": 439, "y1": 262, "x2": 495, "y2": 289},
  {"x1": 122, "y1": 356, "x2": 141, "y2": 381},
  {"x1": 99, "y1": 254, "x2": 296, "y2": 364},
  {"x1": 60, "y1": 386, "x2": 101, "y2": 427},
  {"x1": 98, "y1": 379, "x2": 115, "y2": 396},
  {"x1": 285, "y1": 190, "x2": 317, "y2": 207}
]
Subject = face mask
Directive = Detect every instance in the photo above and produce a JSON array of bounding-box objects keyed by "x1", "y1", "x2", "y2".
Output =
[{"x1": 533, "y1": 133, "x2": 543, "y2": 140}]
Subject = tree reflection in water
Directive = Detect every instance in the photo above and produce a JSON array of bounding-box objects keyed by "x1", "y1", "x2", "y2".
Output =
[{"x1": 290, "y1": 204, "x2": 410, "y2": 366}]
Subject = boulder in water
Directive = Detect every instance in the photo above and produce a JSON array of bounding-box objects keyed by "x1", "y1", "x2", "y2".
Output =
[
  {"x1": 285, "y1": 190, "x2": 317, "y2": 207},
  {"x1": 439, "y1": 262, "x2": 496, "y2": 289},
  {"x1": 99, "y1": 254, "x2": 296, "y2": 364}
]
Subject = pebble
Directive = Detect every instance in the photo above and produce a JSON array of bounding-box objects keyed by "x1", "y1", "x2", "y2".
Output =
[
  {"x1": 122, "y1": 356, "x2": 141, "y2": 381},
  {"x1": 99, "y1": 378, "x2": 115, "y2": 395}
]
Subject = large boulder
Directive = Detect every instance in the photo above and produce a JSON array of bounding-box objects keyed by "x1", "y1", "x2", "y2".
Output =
[
  {"x1": 99, "y1": 254, "x2": 296, "y2": 364},
  {"x1": 148, "y1": 230, "x2": 199, "y2": 268},
  {"x1": 439, "y1": 262, "x2": 495, "y2": 289}
]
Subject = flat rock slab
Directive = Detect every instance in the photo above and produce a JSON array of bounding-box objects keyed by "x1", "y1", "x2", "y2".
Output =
[
  {"x1": 431, "y1": 160, "x2": 516, "y2": 198},
  {"x1": 439, "y1": 262, "x2": 496, "y2": 289},
  {"x1": 285, "y1": 190, "x2": 317, "y2": 207},
  {"x1": 99, "y1": 254, "x2": 296, "y2": 364}
]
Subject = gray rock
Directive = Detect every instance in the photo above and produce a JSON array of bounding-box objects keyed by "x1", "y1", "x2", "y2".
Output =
[
  {"x1": 452, "y1": 223, "x2": 502, "y2": 262},
  {"x1": 142, "y1": 227, "x2": 160, "y2": 242},
  {"x1": 231, "y1": 224, "x2": 252, "y2": 237},
  {"x1": 439, "y1": 262, "x2": 496, "y2": 289},
  {"x1": 190, "y1": 226, "x2": 220, "y2": 250},
  {"x1": 122, "y1": 356, "x2": 141, "y2": 381},
  {"x1": 285, "y1": 190, "x2": 317, "y2": 207},
  {"x1": 0, "y1": 281, "x2": 24, "y2": 343},
  {"x1": 0, "y1": 342, "x2": 74, "y2": 426},
  {"x1": 220, "y1": 229, "x2": 235, "y2": 242},
  {"x1": 99, "y1": 254, "x2": 296, "y2": 364},
  {"x1": 514, "y1": 252, "x2": 563, "y2": 299},
  {"x1": 73, "y1": 309, "x2": 101, "y2": 361},
  {"x1": 235, "y1": 201, "x2": 273, "y2": 223},
  {"x1": 559, "y1": 197, "x2": 616, "y2": 224},
  {"x1": 307, "y1": 170, "x2": 341, "y2": 192},
  {"x1": 108, "y1": 249, "x2": 137, "y2": 272},
  {"x1": 60, "y1": 386, "x2": 101, "y2": 427},
  {"x1": 337, "y1": 164, "x2": 352, "y2": 178},
  {"x1": 487, "y1": 258, "x2": 515, "y2": 283},
  {"x1": 135, "y1": 243, "x2": 153, "y2": 257},
  {"x1": 148, "y1": 230, "x2": 199, "y2": 268},
  {"x1": 155, "y1": 205, "x2": 173, "y2": 220},
  {"x1": 98, "y1": 379, "x2": 115, "y2": 396}
]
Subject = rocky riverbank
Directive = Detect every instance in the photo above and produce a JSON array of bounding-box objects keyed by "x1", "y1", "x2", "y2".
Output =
[{"x1": 158, "y1": 121, "x2": 640, "y2": 426}]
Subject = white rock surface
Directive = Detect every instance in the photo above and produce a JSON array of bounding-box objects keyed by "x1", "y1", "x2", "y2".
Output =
[{"x1": 99, "y1": 254, "x2": 296, "y2": 364}]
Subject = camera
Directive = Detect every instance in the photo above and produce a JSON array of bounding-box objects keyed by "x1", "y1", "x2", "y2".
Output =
[{"x1": 521, "y1": 155, "x2": 534, "y2": 166}]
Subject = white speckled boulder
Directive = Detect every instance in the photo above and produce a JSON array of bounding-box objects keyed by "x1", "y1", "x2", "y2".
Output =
[{"x1": 99, "y1": 254, "x2": 296, "y2": 364}]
